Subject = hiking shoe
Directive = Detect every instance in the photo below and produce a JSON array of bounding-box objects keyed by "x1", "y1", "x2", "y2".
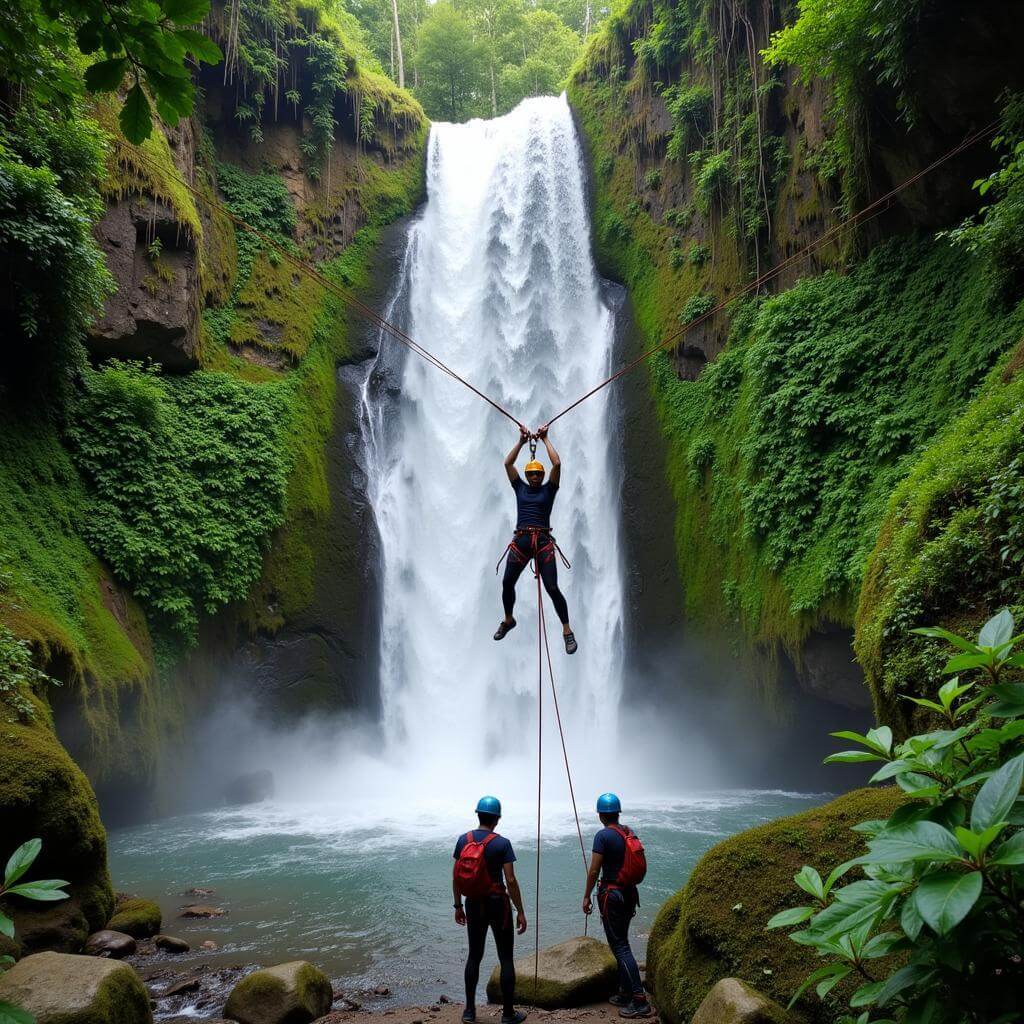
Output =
[
  {"x1": 494, "y1": 618, "x2": 516, "y2": 641},
  {"x1": 462, "y1": 1011, "x2": 476, "y2": 1023},
  {"x1": 619, "y1": 1001, "x2": 652, "y2": 1019},
  {"x1": 501, "y1": 1012, "x2": 527, "y2": 1024},
  {"x1": 564, "y1": 630, "x2": 578, "y2": 654},
  {"x1": 609, "y1": 993, "x2": 631, "y2": 1007}
]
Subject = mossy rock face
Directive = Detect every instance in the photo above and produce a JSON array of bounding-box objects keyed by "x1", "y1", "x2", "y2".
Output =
[
  {"x1": 0, "y1": 711, "x2": 114, "y2": 953},
  {"x1": 0, "y1": 951, "x2": 152, "y2": 1024},
  {"x1": 646, "y1": 788, "x2": 906, "y2": 1024},
  {"x1": 486, "y1": 936, "x2": 618, "y2": 1008},
  {"x1": 223, "y1": 961, "x2": 333, "y2": 1024},
  {"x1": 106, "y1": 897, "x2": 162, "y2": 939}
]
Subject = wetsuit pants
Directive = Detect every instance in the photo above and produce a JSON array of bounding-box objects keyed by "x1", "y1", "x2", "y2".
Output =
[
  {"x1": 600, "y1": 887, "x2": 644, "y2": 998},
  {"x1": 502, "y1": 535, "x2": 569, "y2": 625},
  {"x1": 465, "y1": 892, "x2": 515, "y2": 1014}
]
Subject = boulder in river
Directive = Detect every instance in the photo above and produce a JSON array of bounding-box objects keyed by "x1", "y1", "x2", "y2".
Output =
[
  {"x1": 486, "y1": 936, "x2": 617, "y2": 1008},
  {"x1": 108, "y1": 896, "x2": 162, "y2": 938},
  {"x1": 691, "y1": 979, "x2": 789, "y2": 1024},
  {"x1": 0, "y1": 951, "x2": 152, "y2": 1023},
  {"x1": 154, "y1": 933, "x2": 191, "y2": 953},
  {"x1": 84, "y1": 929, "x2": 137, "y2": 958},
  {"x1": 180, "y1": 904, "x2": 226, "y2": 918},
  {"x1": 223, "y1": 961, "x2": 333, "y2": 1024},
  {"x1": 223, "y1": 770, "x2": 275, "y2": 806}
]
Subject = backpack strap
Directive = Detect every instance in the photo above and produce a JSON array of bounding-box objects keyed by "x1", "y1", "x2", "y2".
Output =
[
  {"x1": 610, "y1": 824, "x2": 632, "y2": 839},
  {"x1": 480, "y1": 831, "x2": 499, "y2": 847}
]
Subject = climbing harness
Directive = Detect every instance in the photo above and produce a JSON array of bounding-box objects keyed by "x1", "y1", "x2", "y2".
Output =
[{"x1": 494, "y1": 527, "x2": 571, "y2": 576}]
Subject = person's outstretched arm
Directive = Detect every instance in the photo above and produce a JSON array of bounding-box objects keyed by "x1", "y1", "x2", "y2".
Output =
[
  {"x1": 537, "y1": 425, "x2": 561, "y2": 487},
  {"x1": 504, "y1": 863, "x2": 528, "y2": 934},
  {"x1": 505, "y1": 425, "x2": 529, "y2": 484}
]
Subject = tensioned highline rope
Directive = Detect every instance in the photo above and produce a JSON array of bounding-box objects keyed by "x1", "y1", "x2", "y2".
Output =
[{"x1": 60, "y1": 95, "x2": 995, "y2": 434}]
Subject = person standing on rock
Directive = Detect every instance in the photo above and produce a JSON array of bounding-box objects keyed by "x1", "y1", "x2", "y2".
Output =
[
  {"x1": 582, "y1": 793, "x2": 650, "y2": 1019},
  {"x1": 453, "y1": 795, "x2": 528, "y2": 1024},
  {"x1": 494, "y1": 424, "x2": 578, "y2": 654}
]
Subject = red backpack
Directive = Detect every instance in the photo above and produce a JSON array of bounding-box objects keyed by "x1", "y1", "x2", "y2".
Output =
[
  {"x1": 454, "y1": 831, "x2": 499, "y2": 898},
  {"x1": 610, "y1": 825, "x2": 647, "y2": 886}
]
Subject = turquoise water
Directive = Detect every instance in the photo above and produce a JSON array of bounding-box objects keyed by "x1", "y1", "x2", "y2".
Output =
[{"x1": 108, "y1": 791, "x2": 826, "y2": 1007}]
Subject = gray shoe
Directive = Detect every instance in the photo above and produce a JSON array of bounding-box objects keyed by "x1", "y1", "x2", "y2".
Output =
[
  {"x1": 501, "y1": 1012, "x2": 528, "y2": 1024},
  {"x1": 619, "y1": 1001, "x2": 652, "y2": 1019},
  {"x1": 563, "y1": 630, "x2": 577, "y2": 654}
]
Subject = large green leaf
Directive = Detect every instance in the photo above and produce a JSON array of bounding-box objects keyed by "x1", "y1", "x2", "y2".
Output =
[
  {"x1": 0, "y1": 912, "x2": 13, "y2": 940},
  {"x1": 804, "y1": 880, "x2": 899, "y2": 940},
  {"x1": 874, "y1": 964, "x2": 937, "y2": 1008},
  {"x1": 0, "y1": 1001, "x2": 34, "y2": 1024},
  {"x1": 971, "y1": 752, "x2": 1024, "y2": 830},
  {"x1": 915, "y1": 870, "x2": 983, "y2": 934},
  {"x1": 119, "y1": 83, "x2": 153, "y2": 143},
  {"x1": 786, "y1": 963, "x2": 851, "y2": 1009},
  {"x1": 862, "y1": 822, "x2": 962, "y2": 863},
  {"x1": 4, "y1": 839, "x2": 40, "y2": 887},
  {"x1": 979, "y1": 608, "x2": 1014, "y2": 648},
  {"x1": 84, "y1": 56, "x2": 128, "y2": 92},
  {"x1": 175, "y1": 28, "x2": 222, "y2": 64},
  {"x1": 766, "y1": 905, "x2": 817, "y2": 929},
  {"x1": 910, "y1": 626, "x2": 976, "y2": 652},
  {"x1": 899, "y1": 894, "x2": 923, "y2": 940},
  {"x1": 988, "y1": 829, "x2": 1024, "y2": 866},
  {"x1": 162, "y1": 0, "x2": 210, "y2": 24}
]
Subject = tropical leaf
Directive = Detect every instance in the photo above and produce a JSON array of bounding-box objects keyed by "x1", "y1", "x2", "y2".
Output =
[
  {"x1": 915, "y1": 870, "x2": 983, "y2": 934},
  {"x1": 971, "y1": 752, "x2": 1024, "y2": 830},
  {"x1": 4, "y1": 839, "x2": 40, "y2": 887}
]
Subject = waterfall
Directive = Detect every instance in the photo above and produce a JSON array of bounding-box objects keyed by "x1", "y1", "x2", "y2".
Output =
[{"x1": 362, "y1": 95, "x2": 624, "y2": 804}]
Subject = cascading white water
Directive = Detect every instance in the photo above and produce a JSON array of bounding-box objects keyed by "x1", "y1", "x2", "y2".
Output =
[{"x1": 362, "y1": 95, "x2": 625, "y2": 801}]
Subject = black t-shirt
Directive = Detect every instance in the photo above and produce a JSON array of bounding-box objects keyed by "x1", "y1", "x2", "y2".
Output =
[
  {"x1": 593, "y1": 826, "x2": 627, "y2": 885},
  {"x1": 513, "y1": 478, "x2": 558, "y2": 529},
  {"x1": 454, "y1": 829, "x2": 516, "y2": 887}
]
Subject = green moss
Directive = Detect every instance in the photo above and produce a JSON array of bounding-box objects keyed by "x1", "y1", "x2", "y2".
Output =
[
  {"x1": 855, "y1": 358, "x2": 1024, "y2": 731},
  {"x1": 106, "y1": 896, "x2": 161, "y2": 939},
  {"x1": 646, "y1": 788, "x2": 907, "y2": 1024},
  {"x1": 0, "y1": 702, "x2": 114, "y2": 952}
]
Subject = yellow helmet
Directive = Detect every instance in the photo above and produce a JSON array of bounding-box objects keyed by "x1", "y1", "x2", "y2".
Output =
[{"x1": 524, "y1": 460, "x2": 545, "y2": 475}]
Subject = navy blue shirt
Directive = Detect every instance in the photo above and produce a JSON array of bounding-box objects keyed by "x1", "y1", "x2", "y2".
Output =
[
  {"x1": 593, "y1": 826, "x2": 628, "y2": 886},
  {"x1": 454, "y1": 830, "x2": 516, "y2": 888},
  {"x1": 513, "y1": 478, "x2": 558, "y2": 529}
]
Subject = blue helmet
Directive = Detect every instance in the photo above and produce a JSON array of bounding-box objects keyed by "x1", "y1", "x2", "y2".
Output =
[
  {"x1": 476, "y1": 795, "x2": 502, "y2": 816},
  {"x1": 596, "y1": 792, "x2": 621, "y2": 814}
]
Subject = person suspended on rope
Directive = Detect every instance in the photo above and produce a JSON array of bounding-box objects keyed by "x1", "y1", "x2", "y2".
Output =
[
  {"x1": 583, "y1": 793, "x2": 650, "y2": 1019},
  {"x1": 494, "y1": 424, "x2": 578, "y2": 654},
  {"x1": 453, "y1": 796, "x2": 528, "y2": 1024}
]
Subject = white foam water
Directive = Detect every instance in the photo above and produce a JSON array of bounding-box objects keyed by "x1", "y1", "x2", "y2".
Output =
[{"x1": 361, "y1": 94, "x2": 624, "y2": 806}]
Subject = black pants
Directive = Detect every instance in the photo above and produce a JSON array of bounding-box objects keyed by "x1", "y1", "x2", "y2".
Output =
[
  {"x1": 501, "y1": 534, "x2": 569, "y2": 625},
  {"x1": 600, "y1": 887, "x2": 643, "y2": 998},
  {"x1": 465, "y1": 892, "x2": 515, "y2": 1014}
]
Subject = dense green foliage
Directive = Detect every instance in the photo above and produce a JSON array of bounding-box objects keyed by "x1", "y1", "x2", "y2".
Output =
[
  {"x1": 772, "y1": 611, "x2": 1024, "y2": 1023},
  {"x1": 0, "y1": 0, "x2": 221, "y2": 143},
  {"x1": 65, "y1": 362, "x2": 290, "y2": 645}
]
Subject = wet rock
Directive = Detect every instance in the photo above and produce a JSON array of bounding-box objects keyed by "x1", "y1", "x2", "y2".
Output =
[
  {"x1": 108, "y1": 896, "x2": 162, "y2": 939},
  {"x1": 180, "y1": 904, "x2": 225, "y2": 918},
  {"x1": 438, "y1": 995, "x2": 450, "y2": 1004},
  {"x1": 154, "y1": 933, "x2": 190, "y2": 953},
  {"x1": 85, "y1": 929, "x2": 137, "y2": 959},
  {"x1": 0, "y1": 951, "x2": 152, "y2": 1023},
  {"x1": 160, "y1": 976, "x2": 202, "y2": 998},
  {"x1": 202, "y1": 940, "x2": 220, "y2": 949},
  {"x1": 184, "y1": 887, "x2": 217, "y2": 898},
  {"x1": 486, "y1": 936, "x2": 617, "y2": 1008},
  {"x1": 374, "y1": 986, "x2": 391, "y2": 997},
  {"x1": 691, "y1": 978, "x2": 790, "y2": 1024},
  {"x1": 224, "y1": 770, "x2": 275, "y2": 806},
  {"x1": 224, "y1": 961, "x2": 333, "y2": 1024}
]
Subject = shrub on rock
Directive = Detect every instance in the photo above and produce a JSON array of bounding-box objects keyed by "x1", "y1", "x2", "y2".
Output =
[
  {"x1": 0, "y1": 950, "x2": 152, "y2": 1023},
  {"x1": 107, "y1": 896, "x2": 161, "y2": 938},
  {"x1": 223, "y1": 961, "x2": 333, "y2": 1024},
  {"x1": 486, "y1": 936, "x2": 617, "y2": 1008},
  {"x1": 646, "y1": 788, "x2": 905, "y2": 1024}
]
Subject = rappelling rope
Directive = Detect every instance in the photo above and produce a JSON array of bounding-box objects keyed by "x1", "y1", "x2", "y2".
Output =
[{"x1": 34, "y1": 88, "x2": 993, "y2": 435}]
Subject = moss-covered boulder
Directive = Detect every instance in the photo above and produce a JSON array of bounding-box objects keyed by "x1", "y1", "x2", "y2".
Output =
[
  {"x1": 0, "y1": 951, "x2": 152, "y2": 1024},
  {"x1": 223, "y1": 961, "x2": 333, "y2": 1024},
  {"x1": 486, "y1": 936, "x2": 618, "y2": 1008},
  {"x1": 0, "y1": 710, "x2": 114, "y2": 953},
  {"x1": 646, "y1": 788, "x2": 906, "y2": 1024},
  {"x1": 107, "y1": 896, "x2": 161, "y2": 939},
  {"x1": 692, "y1": 978, "x2": 790, "y2": 1024}
]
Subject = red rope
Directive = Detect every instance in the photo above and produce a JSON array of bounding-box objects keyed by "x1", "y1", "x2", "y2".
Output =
[{"x1": 533, "y1": 553, "x2": 543, "y2": 1003}]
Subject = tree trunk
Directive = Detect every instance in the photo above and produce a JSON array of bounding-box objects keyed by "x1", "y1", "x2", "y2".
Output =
[
  {"x1": 584, "y1": 0, "x2": 592, "y2": 36},
  {"x1": 490, "y1": 61, "x2": 497, "y2": 116},
  {"x1": 390, "y1": 0, "x2": 405, "y2": 89}
]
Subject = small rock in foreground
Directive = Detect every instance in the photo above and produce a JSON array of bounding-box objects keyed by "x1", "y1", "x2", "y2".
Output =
[
  {"x1": 0, "y1": 951, "x2": 152, "y2": 1024},
  {"x1": 85, "y1": 929, "x2": 137, "y2": 959},
  {"x1": 224, "y1": 961, "x2": 333, "y2": 1024},
  {"x1": 691, "y1": 978, "x2": 789, "y2": 1024},
  {"x1": 155, "y1": 934, "x2": 191, "y2": 953},
  {"x1": 487, "y1": 936, "x2": 617, "y2": 1008},
  {"x1": 180, "y1": 904, "x2": 226, "y2": 918},
  {"x1": 161, "y1": 976, "x2": 202, "y2": 998},
  {"x1": 108, "y1": 896, "x2": 162, "y2": 939}
]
